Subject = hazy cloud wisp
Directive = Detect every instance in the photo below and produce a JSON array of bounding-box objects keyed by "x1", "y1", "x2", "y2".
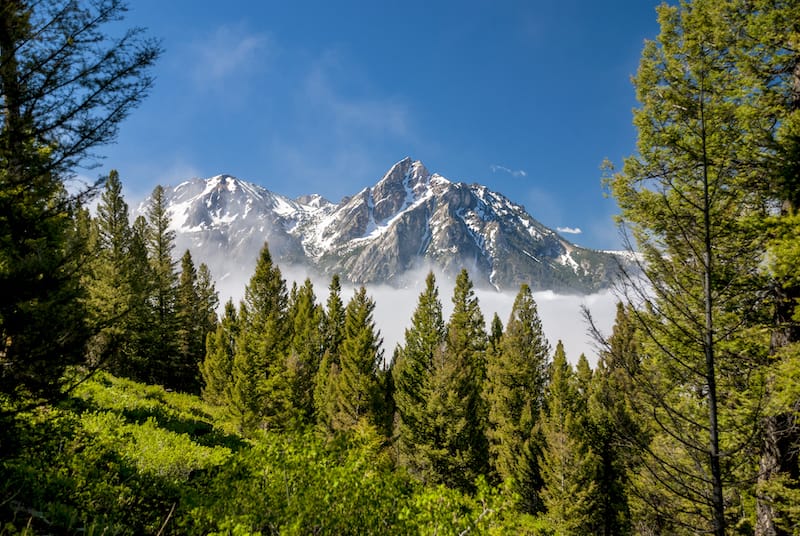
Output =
[{"x1": 491, "y1": 164, "x2": 528, "y2": 178}]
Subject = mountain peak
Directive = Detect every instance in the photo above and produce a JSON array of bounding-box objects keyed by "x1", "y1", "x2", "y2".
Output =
[{"x1": 146, "y1": 160, "x2": 624, "y2": 292}]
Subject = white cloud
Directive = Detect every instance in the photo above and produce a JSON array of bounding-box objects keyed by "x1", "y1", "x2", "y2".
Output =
[
  {"x1": 557, "y1": 226, "x2": 582, "y2": 234},
  {"x1": 191, "y1": 24, "x2": 271, "y2": 83},
  {"x1": 491, "y1": 164, "x2": 528, "y2": 178},
  {"x1": 215, "y1": 263, "x2": 617, "y2": 368}
]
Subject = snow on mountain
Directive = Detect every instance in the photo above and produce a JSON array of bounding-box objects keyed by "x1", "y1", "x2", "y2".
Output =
[{"x1": 141, "y1": 158, "x2": 625, "y2": 293}]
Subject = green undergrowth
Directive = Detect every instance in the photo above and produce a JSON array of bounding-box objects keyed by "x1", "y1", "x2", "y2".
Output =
[{"x1": 0, "y1": 371, "x2": 544, "y2": 535}]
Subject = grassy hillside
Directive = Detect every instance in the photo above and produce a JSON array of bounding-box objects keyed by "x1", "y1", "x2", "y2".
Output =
[{"x1": 0, "y1": 371, "x2": 542, "y2": 535}]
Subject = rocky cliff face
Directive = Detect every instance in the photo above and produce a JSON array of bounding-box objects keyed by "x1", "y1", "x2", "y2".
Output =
[{"x1": 145, "y1": 158, "x2": 624, "y2": 292}]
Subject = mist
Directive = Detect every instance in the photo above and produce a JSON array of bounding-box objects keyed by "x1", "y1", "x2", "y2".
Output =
[{"x1": 214, "y1": 263, "x2": 619, "y2": 367}]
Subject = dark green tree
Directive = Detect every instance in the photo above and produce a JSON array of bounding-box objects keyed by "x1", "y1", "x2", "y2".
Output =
[
  {"x1": 485, "y1": 283, "x2": 549, "y2": 512},
  {"x1": 607, "y1": 1, "x2": 775, "y2": 531},
  {"x1": 584, "y1": 303, "x2": 641, "y2": 536},
  {"x1": 286, "y1": 278, "x2": 323, "y2": 424},
  {"x1": 231, "y1": 243, "x2": 293, "y2": 432},
  {"x1": 143, "y1": 184, "x2": 178, "y2": 385},
  {"x1": 314, "y1": 274, "x2": 346, "y2": 431},
  {"x1": 173, "y1": 250, "x2": 218, "y2": 393},
  {"x1": 540, "y1": 341, "x2": 599, "y2": 534},
  {"x1": 85, "y1": 170, "x2": 134, "y2": 374},
  {"x1": 422, "y1": 269, "x2": 488, "y2": 491},
  {"x1": 393, "y1": 272, "x2": 446, "y2": 474},
  {"x1": 0, "y1": 0, "x2": 159, "y2": 403},
  {"x1": 328, "y1": 286, "x2": 384, "y2": 434},
  {"x1": 124, "y1": 215, "x2": 154, "y2": 381},
  {"x1": 201, "y1": 299, "x2": 238, "y2": 407}
]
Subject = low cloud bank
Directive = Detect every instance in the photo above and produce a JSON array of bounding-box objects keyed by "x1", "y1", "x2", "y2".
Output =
[{"x1": 216, "y1": 264, "x2": 619, "y2": 367}]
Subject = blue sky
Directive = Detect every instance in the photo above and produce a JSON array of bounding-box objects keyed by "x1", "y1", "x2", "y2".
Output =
[{"x1": 100, "y1": 0, "x2": 662, "y2": 251}]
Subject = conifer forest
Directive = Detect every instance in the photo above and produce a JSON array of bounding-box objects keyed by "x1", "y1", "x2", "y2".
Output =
[{"x1": 1, "y1": 0, "x2": 799, "y2": 534}]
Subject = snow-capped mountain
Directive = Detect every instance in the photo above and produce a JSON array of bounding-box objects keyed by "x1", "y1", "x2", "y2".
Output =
[{"x1": 147, "y1": 158, "x2": 623, "y2": 292}]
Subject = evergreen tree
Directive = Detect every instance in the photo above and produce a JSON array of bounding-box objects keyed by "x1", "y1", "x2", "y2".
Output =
[
  {"x1": 197, "y1": 263, "x2": 219, "y2": 339},
  {"x1": 125, "y1": 215, "x2": 155, "y2": 381},
  {"x1": 422, "y1": 269, "x2": 488, "y2": 491},
  {"x1": 328, "y1": 287, "x2": 384, "y2": 434},
  {"x1": 540, "y1": 342, "x2": 599, "y2": 535},
  {"x1": 201, "y1": 299, "x2": 238, "y2": 407},
  {"x1": 144, "y1": 184, "x2": 179, "y2": 385},
  {"x1": 487, "y1": 312, "x2": 503, "y2": 358},
  {"x1": 286, "y1": 278, "x2": 323, "y2": 424},
  {"x1": 314, "y1": 274, "x2": 346, "y2": 431},
  {"x1": 393, "y1": 272, "x2": 446, "y2": 474},
  {"x1": 85, "y1": 170, "x2": 134, "y2": 374},
  {"x1": 231, "y1": 243, "x2": 293, "y2": 432},
  {"x1": 733, "y1": 3, "x2": 800, "y2": 531},
  {"x1": 485, "y1": 283, "x2": 550, "y2": 513},
  {"x1": 0, "y1": 0, "x2": 159, "y2": 402},
  {"x1": 607, "y1": 1, "x2": 775, "y2": 531},
  {"x1": 173, "y1": 250, "x2": 214, "y2": 392}
]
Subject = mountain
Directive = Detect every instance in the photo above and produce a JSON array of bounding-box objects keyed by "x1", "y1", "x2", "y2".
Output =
[{"x1": 145, "y1": 158, "x2": 624, "y2": 293}]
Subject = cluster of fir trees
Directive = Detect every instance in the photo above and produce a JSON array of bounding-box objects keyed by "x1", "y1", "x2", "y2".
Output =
[
  {"x1": 198, "y1": 248, "x2": 635, "y2": 533},
  {"x1": 83, "y1": 173, "x2": 218, "y2": 393},
  {"x1": 0, "y1": 0, "x2": 161, "y2": 404}
]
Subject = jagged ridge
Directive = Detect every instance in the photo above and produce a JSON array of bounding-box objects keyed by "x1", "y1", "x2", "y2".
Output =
[{"x1": 146, "y1": 158, "x2": 622, "y2": 292}]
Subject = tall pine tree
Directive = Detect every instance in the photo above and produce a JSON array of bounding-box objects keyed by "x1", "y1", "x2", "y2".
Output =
[
  {"x1": 201, "y1": 299, "x2": 238, "y2": 407},
  {"x1": 314, "y1": 274, "x2": 346, "y2": 431},
  {"x1": 144, "y1": 184, "x2": 178, "y2": 385},
  {"x1": 393, "y1": 272, "x2": 446, "y2": 474},
  {"x1": 231, "y1": 243, "x2": 293, "y2": 432},
  {"x1": 421, "y1": 269, "x2": 488, "y2": 491},
  {"x1": 328, "y1": 286, "x2": 384, "y2": 434},
  {"x1": 485, "y1": 283, "x2": 550, "y2": 513},
  {"x1": 286, "y1": 278, "x2": 323, "y2": 424}
]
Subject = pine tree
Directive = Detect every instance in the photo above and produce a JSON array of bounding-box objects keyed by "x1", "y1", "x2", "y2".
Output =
[
  {"x1": 422, "y1": 269, "x2": 488, "y2": 491},
  {"x1": 328, "y1": 286, "x2": 384, "y2": 434},
  {"x1": 173, "y1": 250, "x2": 211, "y2": 392},
  {"x1": 197, "y1": 263, "x2": 219, "y2": 339},
  {"x1": 485, "y1": 283, "x2": 550, "y2": 512},
  {"x1": 607, "y1": 1, "x2": 775, "y2": 531},
  {"x1": 314, "y1": 274, "x2": 346, "y2": 431},
  {"x1": 201, "y1": 299, "x2": 238, "y2": 407},
  {"x1": 231, "y1": 243, "x2": 293, "y2": 432},
  {"x1": 125, "y1": 215, "x2": 154, "y2": 381},
  {"x1": 0, "y1": 0, "x2": 159, "y2": 402},
  {"x1": 487, "y1": 312, "x2": 503, "y2": 358},
  {"x1": 732, "y1": 3, "x2": 800, "y2": 531},
  {"x1": 85, "y1": 170, "x2": 134, "y2": 374},
  {"x1": 286, "y1": 278, "x2": 323, "y2": 424},
  {"x1": 393, "y1": 272, "x2": 446, "y2": 474},
  {"x1": 144, "y1": 184, "x2": 179, "y2": 385},
  {"x1": 540, "y1": 341, "x2": 599, "y2": 535}
]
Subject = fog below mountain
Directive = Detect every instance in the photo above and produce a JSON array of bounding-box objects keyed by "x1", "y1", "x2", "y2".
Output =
[{"x1": 215, "y1": 264, "x2": 618, "y2": 366}]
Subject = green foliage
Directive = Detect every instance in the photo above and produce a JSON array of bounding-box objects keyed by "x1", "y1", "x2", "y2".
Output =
[
  {"x1": 1, "y1": 370, "x2": 529, "y2": 535},
  {"x1": 231, "y1": 243, "x2": 294, "y2": 433},
  {"x1": 313, "y1": 274, "x2": 347, "y2": 432},
  {"x1": 143, "y1": 185, "x2": 179, "y2": 384},
  {"x1": 539, "y1": 342, "x2": 600, "y2": 535},
  {"x1": 485, "y1": 284, "x2": 550, "y2": 513},
  {"x1": 286, "y1": 278, "x2": 323, "y2": 423},
  {"x1": 606, "y1": 1, "x2": 779, "y2": 532},
  {"x1": 328, "y1": 286, "x2": 385, "y2": 434},
  {"x1": 419, "y1": 269, "x2": 489, "y2": 492},
  {"x1": 201, "y1": 299, "x2": 239, "y2": 407},
  {"x1": 394, "y1": 271, "x2": 446, "y2": 474},
  {"x1": 0, "y1": 0, "x2": 158, "y2": 400}
]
